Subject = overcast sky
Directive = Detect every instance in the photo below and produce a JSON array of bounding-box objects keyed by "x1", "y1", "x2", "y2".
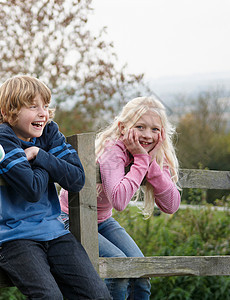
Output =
[{"x1": 90, "y1": 0, "x2": 230, "y2": 80}]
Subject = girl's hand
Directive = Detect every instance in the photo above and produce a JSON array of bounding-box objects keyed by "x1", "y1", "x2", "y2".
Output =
[
  {"x1": 122, "y1": 128, "x2": 148, "y2": 156},
  {"x1": 148, "y1": 127, "x2": 166, "y2": 160},
  {"x1": 24, "y1": 147, "x2": 40, "y2": 161}
]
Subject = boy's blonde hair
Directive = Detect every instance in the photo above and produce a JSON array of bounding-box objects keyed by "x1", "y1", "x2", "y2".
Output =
[
  {"x1": 0, "y1": 75, "x2": 54, "y2": 125},
  {"x1": 96, "y1": 96, "x2": 179, "y2": 218}
]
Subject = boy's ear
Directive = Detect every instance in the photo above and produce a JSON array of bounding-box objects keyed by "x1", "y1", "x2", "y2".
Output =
[
  {"x1": 1, "y1": 108, "x2": 6, "y2": 118},
  {"x1": 1, "y1": 109, "x2": 9, "y2": 123},
  {"x1": 118, "y1": 121, "x2": 125, "y2": 135}
]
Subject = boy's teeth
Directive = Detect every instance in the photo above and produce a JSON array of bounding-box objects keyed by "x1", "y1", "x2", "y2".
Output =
[{"x1": 32, "y1": 122, "x2": 43, "y2": 126}]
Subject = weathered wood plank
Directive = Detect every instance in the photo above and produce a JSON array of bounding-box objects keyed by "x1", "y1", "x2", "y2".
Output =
[
  {"x1": 96, "y1": 166, "x2": 230, "y2": 190},
  {"x1": 67, "y1": 133, "x2": 99, "y2": 271},
  {"x1": 179, "y1": 169, "x2": 230, "y2": 189},
  {"x1": 99, "y1": 256, "x2": 230, "y2": 278}
]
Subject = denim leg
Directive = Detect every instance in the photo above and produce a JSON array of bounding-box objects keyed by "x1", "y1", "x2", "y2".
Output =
[
  {"x1": 0, "y1": 239, "x2": 63, "y2": 299},
  {"x1": 98, "y1": 218, "x2": 151, "y2": 300},
  {"x1": 47, "y1": 233, "x2": 111, "y2": 300},
  {"x1": 98, "y1": 233, "x2": 129, "y2": 300},
  {"x1": 98, "y1": 217, "x2": 144, "y2": 258},
  {"x1": 98, "y1": 231, "x2": 129, "y2": 299},
  {"x1": 0, "y1": 234, "x2": 111, "y2": 300},
  {"x1": 128, "y1": 278, "x2": 151, "y2": 300}
]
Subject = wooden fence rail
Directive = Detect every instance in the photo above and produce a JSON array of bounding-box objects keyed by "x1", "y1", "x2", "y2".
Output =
[{"x1": 0, "y1": 132, "x2": 230, "y2": 287}]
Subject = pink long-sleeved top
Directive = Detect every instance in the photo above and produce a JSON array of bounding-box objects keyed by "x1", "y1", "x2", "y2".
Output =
[{"x1": 59, "y1": 139, "x2": 180, "y2": 224}]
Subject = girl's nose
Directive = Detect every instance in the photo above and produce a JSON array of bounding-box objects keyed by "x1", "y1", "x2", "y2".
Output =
[{"x1": 142, "y1": 129, "x2": 152, "y2": 138}]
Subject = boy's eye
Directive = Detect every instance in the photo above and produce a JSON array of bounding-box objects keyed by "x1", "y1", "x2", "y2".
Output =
[
  {"x1": 136, "y1": 125, "x2": 143, "y2": 129},
  {"x1": 44, "y1": 105, "x2": 49, "y2": 110}
]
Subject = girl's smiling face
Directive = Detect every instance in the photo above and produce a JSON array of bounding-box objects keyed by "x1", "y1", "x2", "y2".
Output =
[
  {"x1": 132, "y1": 110, "x2": 162, "y2": 153},
  {"x1": 11, "y1": 94, "x2": 49, "y2": 141}
]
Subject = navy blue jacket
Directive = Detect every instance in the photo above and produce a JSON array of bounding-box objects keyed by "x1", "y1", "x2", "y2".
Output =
[{"x1": 0, "y1": 121, "x2": 85, "y2": 245}]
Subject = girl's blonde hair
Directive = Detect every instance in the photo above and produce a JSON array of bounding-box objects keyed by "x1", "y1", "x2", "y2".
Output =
[
  {"x1": 96, "y1": 96, "x2": 179, "y2": 218},
  {"x1": 0, "y1": 75, "x2": 54, "y2": 125}
]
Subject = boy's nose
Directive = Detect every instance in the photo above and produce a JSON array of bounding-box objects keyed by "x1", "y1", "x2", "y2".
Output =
[{"x1": 38, "y1": 107, "x2": 46, "y2": 116}]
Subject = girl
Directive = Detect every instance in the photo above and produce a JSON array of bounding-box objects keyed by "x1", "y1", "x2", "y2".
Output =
[{"x1": 60, "y1": 96, "x2": 181, "y2": 299}]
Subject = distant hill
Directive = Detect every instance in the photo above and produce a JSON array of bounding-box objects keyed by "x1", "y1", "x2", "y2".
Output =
[
  {"x1": 147, "y1": 71, "x2": 230, "y2": 104},
  {"x1": 146, "y1": 71, "x2": 230, "y2": 128}
]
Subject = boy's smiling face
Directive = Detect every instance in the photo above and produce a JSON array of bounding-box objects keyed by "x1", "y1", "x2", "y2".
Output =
[{"x1": 11, "y1": 94, "x2": 49, "y2": 141}]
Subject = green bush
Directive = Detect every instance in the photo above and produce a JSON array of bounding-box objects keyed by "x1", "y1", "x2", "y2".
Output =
[
  {"x1": 113, "y1": 204, "x2": 230, "y2": 300},
  {"x1": 0, "y1": 287, "x2": 25, "y2": 300},
  {"x1": 150, "y1": 276, "x2": 230, "y2": 300}
]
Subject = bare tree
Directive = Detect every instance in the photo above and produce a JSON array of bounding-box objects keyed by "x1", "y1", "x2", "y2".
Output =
[{"x1": 0, "y1": 0, "x2": 150, "y2": 132}]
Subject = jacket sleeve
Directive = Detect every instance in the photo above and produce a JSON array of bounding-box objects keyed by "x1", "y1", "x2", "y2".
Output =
[
  {"x1": 0, "y1": 136, "x2": 50, "y2": 203},
  {"x1": 146, "y1": 160, "x2": 180, "y2": 214},
  {"x1": 99, "y1": 144, "x2": 150, "y2": 211},
  {"x1": 0, "y1": 123, "x2": 84, "y2": 203},
  {"x1": 31, "y1": 122, "x2": 85, "y2": 193}
]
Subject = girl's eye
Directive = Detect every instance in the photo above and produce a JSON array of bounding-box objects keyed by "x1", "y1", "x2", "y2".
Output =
[
  {"x1": 30, "y1": 105, "x2": 36, "y2": 109},
  {"x1": 44, "y1": 105, "x2": 49, "y2": 110},
  {"x1": 152, "y1": 128, "x2": 160, "y2": 132},
  {"x1": 136, "y1": 125, "x2": 143, "y2": 129}
]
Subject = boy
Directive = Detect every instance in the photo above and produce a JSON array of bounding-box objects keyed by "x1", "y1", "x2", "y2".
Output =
[{"x1": 0, "y1": 75, "x2": 111, "y2": 299}]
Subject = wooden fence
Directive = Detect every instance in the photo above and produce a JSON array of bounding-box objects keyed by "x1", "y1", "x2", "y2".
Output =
[{"x1": 0, "y1": 132, "x2": 230, "y2": 287}]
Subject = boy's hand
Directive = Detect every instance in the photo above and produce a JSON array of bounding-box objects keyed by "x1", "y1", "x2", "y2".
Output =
[
  {"x1": 24, "y1": 147, "x2": 40, "y2": 161},
  {"x1": 122, "y1": 128, "x2": 147, "y2": 156}
]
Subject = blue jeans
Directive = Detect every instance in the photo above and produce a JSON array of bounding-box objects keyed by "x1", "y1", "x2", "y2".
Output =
[
  {"x1": 61, "y1": 213, "x2": 151, "y2": 300},
  {"x1": 98, "y1": 217, "x2": 151, "y2": 300},
  {"x1": 0, "y1": 233, "x2": 111, "y2": 299}
]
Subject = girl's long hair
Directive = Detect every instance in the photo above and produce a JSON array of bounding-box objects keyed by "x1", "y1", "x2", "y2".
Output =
[{"x1": 95, "y1": 96, "x2": 179, "y2": 218}]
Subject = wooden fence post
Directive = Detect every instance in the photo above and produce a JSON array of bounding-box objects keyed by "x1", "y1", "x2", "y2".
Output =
[{"x1": 67, "y1": 133, "x2": 99, "y2": 271}]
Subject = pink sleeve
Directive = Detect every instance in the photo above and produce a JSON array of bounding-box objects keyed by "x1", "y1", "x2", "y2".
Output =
[
  {"x1": 59, "y1": 188, "x2": 69, "y2": 214},
  {"x1": 146, "y1": 160, "x2": 180, "y2": 214},
  {"x1": 99, "y1": 145, "x2": 150, "y2": 211}
]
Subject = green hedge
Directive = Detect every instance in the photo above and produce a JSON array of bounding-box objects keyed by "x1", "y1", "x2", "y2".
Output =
[{"x1": 113, "y1": 204, "x2": 230, "y2": 300}]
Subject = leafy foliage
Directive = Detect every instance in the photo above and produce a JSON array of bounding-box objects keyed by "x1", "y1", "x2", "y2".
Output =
[
  {"x1": 150, "y1": 276, "x2": 230, "y2": 300},
  {"x1": 175, "y1": 91, "x2": 230, "y2": 204},
  {"x1": 113, "y1": 205, "x2": 230, "y2": 299},
  {"x1": 0, "y1": 287, "x2": 25, "y2": 300},
  {"x1": 176, "y1": 91, "x2": 230, "y2": 170}
]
